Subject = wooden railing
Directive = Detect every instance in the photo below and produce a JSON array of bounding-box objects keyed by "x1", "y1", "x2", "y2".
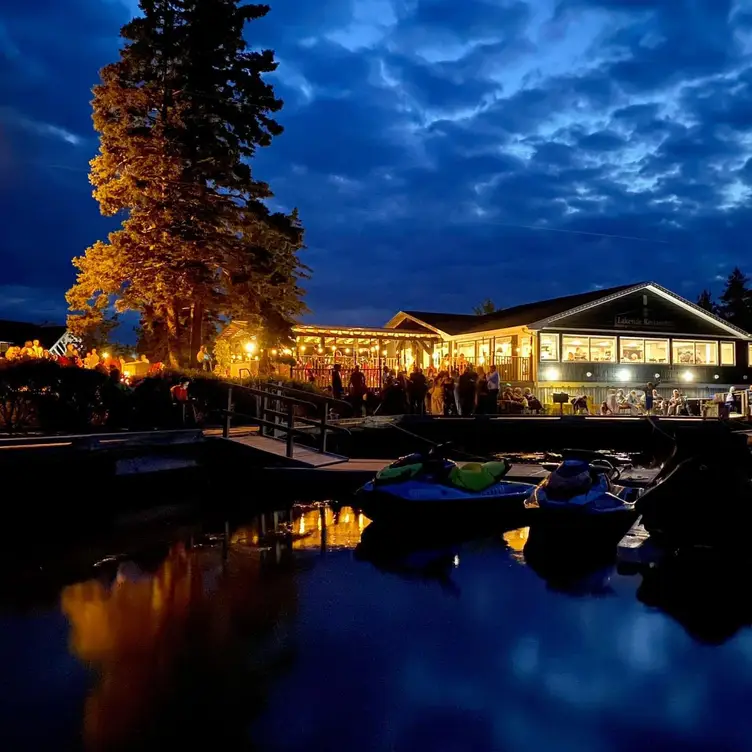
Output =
[
  {"x1": 492, "y1": 356, "x2": 532, "y2": 383},
  {"x1": 221, "y1": 381, "x2": 352, "y2": 458},
  {"x1": 290, "y1": 367, "x2": 384, "y2": 390}
]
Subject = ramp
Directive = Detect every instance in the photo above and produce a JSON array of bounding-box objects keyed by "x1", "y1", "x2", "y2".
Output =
[{"x1": 226, "y1": 433, "x2": 348, "y2": 468}]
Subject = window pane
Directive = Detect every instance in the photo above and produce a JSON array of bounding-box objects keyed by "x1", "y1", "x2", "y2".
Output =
[
  {"x1": 644, "y1": 340, "x2": 669, "y2": 363},
  {"x1": 620, "y1": 338, "x2": 644, "y2": 363},
  {"x1": 562, "y1": 336, "x2": 589, "y2": 362},
  {"x1": 539, "y1": 333, "x2": 558, "y2": 361},
  {"x1": 519, "y1": 336, "x2": 532, "y2": 358},
  {"x1": 589, "y1": 337, "x2": 616, "y2": 362},
  {"x1": 695, "y1": 341, "x2": 717, "y2": 365},
  {"x1": 721, "y1": 342, "x2": 735, "y2": 366},
  {"x1": 495, "y1": 336, "x2": 512, "y2": 358},
  {"x1": 672, "y1": 340, "x2": 695, "y2": 364},
  {"x1": 748, "y1": 343, "x2": 752, "y2": 366}
]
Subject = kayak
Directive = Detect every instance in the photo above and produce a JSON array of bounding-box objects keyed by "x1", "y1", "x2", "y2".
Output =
[
  {"x1": 524, "y1": 458, "x2": 638, "y2": 538},
  {"x1": 355, "y1": 445, "x2": 536, "y2": 525}
]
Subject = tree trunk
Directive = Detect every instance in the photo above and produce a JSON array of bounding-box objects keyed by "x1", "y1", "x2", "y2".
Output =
[
  {"x1": 166, "y1": 301, "x2": 182, "y2": 369},
  {"x1": 190, "y1": 299, "x2": 204, "y2": 369}
]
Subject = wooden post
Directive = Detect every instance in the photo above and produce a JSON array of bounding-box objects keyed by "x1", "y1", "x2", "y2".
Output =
[
  {"x1": 320, "y1": 402, "x2": 329, "y2": 453},
  {"x1": 286, "y1": 402, "x2": 295, "y2": 458},
  {"x1": 223, "y1": 386, "x2": 233, "y2": 438}
]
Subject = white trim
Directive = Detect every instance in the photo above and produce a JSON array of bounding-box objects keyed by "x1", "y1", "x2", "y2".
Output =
[
  {"x1": 531, "y1": 282, "x2": 752, "y2": 340},
  {"x1": 383, "y1": 311, "x2": 451, "y2": 338}
]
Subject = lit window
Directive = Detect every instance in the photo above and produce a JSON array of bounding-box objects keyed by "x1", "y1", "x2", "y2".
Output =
[
  {"x1": 749, "y1": 343, "x2": 752, "y2": 367},
  {"x1": 620, "y1": 338, "x2": 645, "y2": 363},
  {"x1": 539, "y1": 333, "x2": 559, "y2": 361},
  {"x1": 720, "y1": 342, "x2": 735, "y2": 366},
  {"x1": 672, "y1": 340, "x2": 718, "y2": 365},
  {"x1": 562, "y1": 336, "x2": 589, "y2": 362},
  {"x1": 694, "y1": 341, "x2": 718, "y2": 365},
  {"x1": 644, "y1": 340, "x2": 669, "y2": 363},
  {"x1": 589, "y1": 337, "x2": 616, "y2": 362},
  {"x1": 561, "y1": 336, "x2": 616, "y2": 362},
  {"x1": 495, "y1": 336, "x2": 512, "y2": 359}
]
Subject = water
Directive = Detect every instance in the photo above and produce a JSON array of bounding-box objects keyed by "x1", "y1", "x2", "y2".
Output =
[{"x1": 3, "y1": 505, "x2": 752, "y2": 751}]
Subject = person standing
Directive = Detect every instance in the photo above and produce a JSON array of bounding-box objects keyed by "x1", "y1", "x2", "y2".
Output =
[
  {"x1": 407, "y1": 365, "x2": 428, "y2": 415},
  {"x1": 349, "y1": 364, "x2": 367, "y2": 417},
  {"x1": 196, "y1": 345, "x2": 212, "y2": 372},
  {"x1": 486, "y1": 364, "x2": 500, "y2": 414},
  {"x1": 331, "y1": 363, "x2": 344, "y2": 400}
]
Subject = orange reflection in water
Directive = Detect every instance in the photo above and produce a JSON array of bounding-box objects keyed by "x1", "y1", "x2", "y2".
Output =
[
  {"x1": 60, "y1": 542, "x2": 297, "y2": 751},
  {"x1": 503, "y1": 527, "x2": 529, "y2": 560},
  {"x1": 292, "y1": 506, "x2": 370, "y2": 551}
]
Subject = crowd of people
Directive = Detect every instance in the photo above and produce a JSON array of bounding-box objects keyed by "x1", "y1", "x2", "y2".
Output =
[{"x1": 325, "y1": 362, "x2": 544, "y2": 417}]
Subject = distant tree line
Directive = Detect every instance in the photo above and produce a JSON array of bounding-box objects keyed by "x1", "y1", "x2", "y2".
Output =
[{"x1": 697, "y1": 267, "x2": 752, "y2": 333}]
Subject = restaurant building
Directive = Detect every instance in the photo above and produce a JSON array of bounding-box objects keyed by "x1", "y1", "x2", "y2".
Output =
[{"x1": 219, "y1": 282, "x2": 752, "y2": 404}]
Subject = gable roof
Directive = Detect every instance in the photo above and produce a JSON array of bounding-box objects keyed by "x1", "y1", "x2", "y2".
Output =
[
  {"x1": 456, "y1": 283, "x2": 639, "y2": 335},
  {"x1": 386, "y1": 282, "x2": 752, "y2": 339},
  {"x1": 391, "y1": 311, "x2": 481, "y2": 336}
]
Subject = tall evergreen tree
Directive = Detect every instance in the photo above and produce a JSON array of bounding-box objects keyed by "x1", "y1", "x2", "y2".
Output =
[
  {"x1": 696, "y1": 289, "x2": 717, "y2": 314},
  {"x1": 66, "y1": 0, "x2": 307, "y2": 367},
  {"x1": 717, "y1": 267, "x2": 752, "y2": 332}
]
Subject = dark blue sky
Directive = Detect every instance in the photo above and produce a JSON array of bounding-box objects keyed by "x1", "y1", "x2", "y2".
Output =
[{"x1": 2, "y1": 0, "x2": 752, "y2": 327}]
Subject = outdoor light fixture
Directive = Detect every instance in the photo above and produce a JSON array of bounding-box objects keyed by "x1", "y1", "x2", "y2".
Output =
[
  {"x1": 382, "y1": 349, "x2": 387, "y2": 356},
  {"x1": 299, "y1": 345, "x2": 306, "y2": 352},
  {"x1": 682, "y1": 370, "x2": 694, "y2": 382},
  {"x1": 102, "y1": 352, "x2": 110, "y2": 359},
  {"x1": 654, "y1": 373, "x2": 660, "y2": 379},
  {"x1": 585, "y1": 371, "x2": 592, "y2": 378},
  {"x1": 617, "y1": 369, "x2": 631, "y2": 381},
  {"x1": 244, "y1": 341, "x2": 256, "y2": 354},
  {"x1": 714, "y1": 374, "x2": 720, "y2": 380},
  {"x1": 544, "y1": 367, "x2": 560, "y2": 380},
  {"x1": 317, "y1": 347, "x2": 323, "y2": 353}
]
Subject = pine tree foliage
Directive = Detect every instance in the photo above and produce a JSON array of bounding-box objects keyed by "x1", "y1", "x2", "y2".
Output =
[
  {"x1": 66, "y1": 0, "x2": 308, "y2": 366},
  {"x1": 696, "y1": 289, "x2": 717, "y2": 314},
  {"x1": 718, "y1": 267, "x2": 752, "y2": 332},
  {"x1": 473, "y1": 298, "x2": 498, "y2": 315}
]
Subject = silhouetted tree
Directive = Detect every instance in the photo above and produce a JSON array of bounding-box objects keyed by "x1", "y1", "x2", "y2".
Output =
[
  {"x1": 718, "y1": 267, "x2": 752, "y2": 332},
  {"x1": 473, "y1": 299, "x2": 498, "y2": 315},
  {"x1": 66, "y1": 0, "x2": 307, "y2": 367},
  {"x1": 696, "y1": 289, "x2": 717, "y2": 314}
]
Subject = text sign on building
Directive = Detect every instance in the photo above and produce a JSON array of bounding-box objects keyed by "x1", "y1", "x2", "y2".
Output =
[{"x1": 613, "y1": 313, "x2": 674, "y2": 330}]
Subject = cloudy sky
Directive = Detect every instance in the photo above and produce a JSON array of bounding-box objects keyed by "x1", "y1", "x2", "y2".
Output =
[{"x1": 2, "y1": 0, "x2": 752, "y2": 327}]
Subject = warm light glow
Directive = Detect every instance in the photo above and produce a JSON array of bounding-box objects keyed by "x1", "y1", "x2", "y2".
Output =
[
  {"x1": 102, "y1": 352, "x2": 110, "y2": 359},
  {"x1": 123, "y1": 370, "x2": 132, "y2": 378},
  {"x1": 381, "y1": 349, "x2": 387, "y2": 356},
  {"x1": 271, "y1": 349, "x2": 277, "y2": 356},
  {"x1": 682, "y1": 370, "x2": 694, "y2": 382},
  {"x1": 244, "y1": 341, "x2": 256, "y2": 354},
  {"x1": 585, "y1": 371, "x2": 592, "y2": 378},
  {"x1": 544, "y1": 366, "x2": 560, "y2": 380},
  {"x1": 345, "y1": 348, "x2": 351, "y2": 353},
  {"x1": 654, "y1": 373, "x2": 660, "y2": 379},
  {"x1": 617, "y1": 369, "x2": 631, "y2": 382},
  {"x1": 317, "y1": 347, "x2": 323, "y2": 353},
  {"x1": 714, "y1": 374, "x2": 720, "y2": 379},
  {"x1": 299, "y1": 345, "x2": 306, "y2": 352}
]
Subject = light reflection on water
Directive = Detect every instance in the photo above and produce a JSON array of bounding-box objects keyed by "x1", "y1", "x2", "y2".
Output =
[{"x1": 2, "y1": 505, "x2": 752, "y2": 751}]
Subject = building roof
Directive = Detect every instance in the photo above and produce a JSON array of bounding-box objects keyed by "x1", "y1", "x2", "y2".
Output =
[
  {"x1": 394, "y1": 284, "x2": 638, "y2": 336},
  {"x1": 0, "y1": 320, "x2": 67, "y2": 348},
  {"x1": 389, "y1": 282, "x2": 752, "y2": 339}
]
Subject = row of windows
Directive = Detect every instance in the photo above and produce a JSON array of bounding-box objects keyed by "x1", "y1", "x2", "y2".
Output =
[{"x1": 539, "y1": 334, "x2": 737, "y2": 366}]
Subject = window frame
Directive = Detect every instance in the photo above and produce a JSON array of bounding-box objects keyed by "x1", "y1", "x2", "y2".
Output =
[
  {"x1": 539, "y1": 332, "x2": 559, "y2": 362},
  {"x1": 618, "y1": 337, "x2": 669, "y2": 364},
  {"x1": 720, "y1": 342, "x2": 735, "y2": 366},
  {"x1": 671, "y1": 339, "x2": 719, "y2": 366}
]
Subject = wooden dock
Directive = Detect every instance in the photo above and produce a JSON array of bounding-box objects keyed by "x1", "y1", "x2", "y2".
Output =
[{"x1": 259, "y1": 459, "x2": 659, "y2": 497}]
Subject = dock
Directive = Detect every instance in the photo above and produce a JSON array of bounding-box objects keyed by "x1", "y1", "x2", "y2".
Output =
[{"x1": 257, "y1": 459, "x2": 660, "y2": 497}]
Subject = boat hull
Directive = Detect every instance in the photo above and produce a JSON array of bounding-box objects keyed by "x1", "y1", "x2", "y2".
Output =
[{"x1": 355, "y1": 480, "x2": 536, "y2": 527}]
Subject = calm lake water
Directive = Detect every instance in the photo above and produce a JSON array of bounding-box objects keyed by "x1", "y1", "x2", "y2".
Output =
[{"x1": 3, "y1": 504, "x2": 752, "y2": 751}]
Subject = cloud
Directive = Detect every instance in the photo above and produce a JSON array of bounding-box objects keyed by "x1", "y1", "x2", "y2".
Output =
[{"x1": 4, "y1": 0, "x2": 752, "y2": 327}]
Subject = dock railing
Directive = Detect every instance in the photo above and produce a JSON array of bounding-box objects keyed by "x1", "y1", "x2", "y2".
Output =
[{"x1": 221, "y1": 381, "x2": 352, "y2": 458}]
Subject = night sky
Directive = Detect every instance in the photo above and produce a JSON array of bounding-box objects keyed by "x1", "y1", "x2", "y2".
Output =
[{"x1": 2, "y1": 0, "x2": 752, "y2": 328}]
